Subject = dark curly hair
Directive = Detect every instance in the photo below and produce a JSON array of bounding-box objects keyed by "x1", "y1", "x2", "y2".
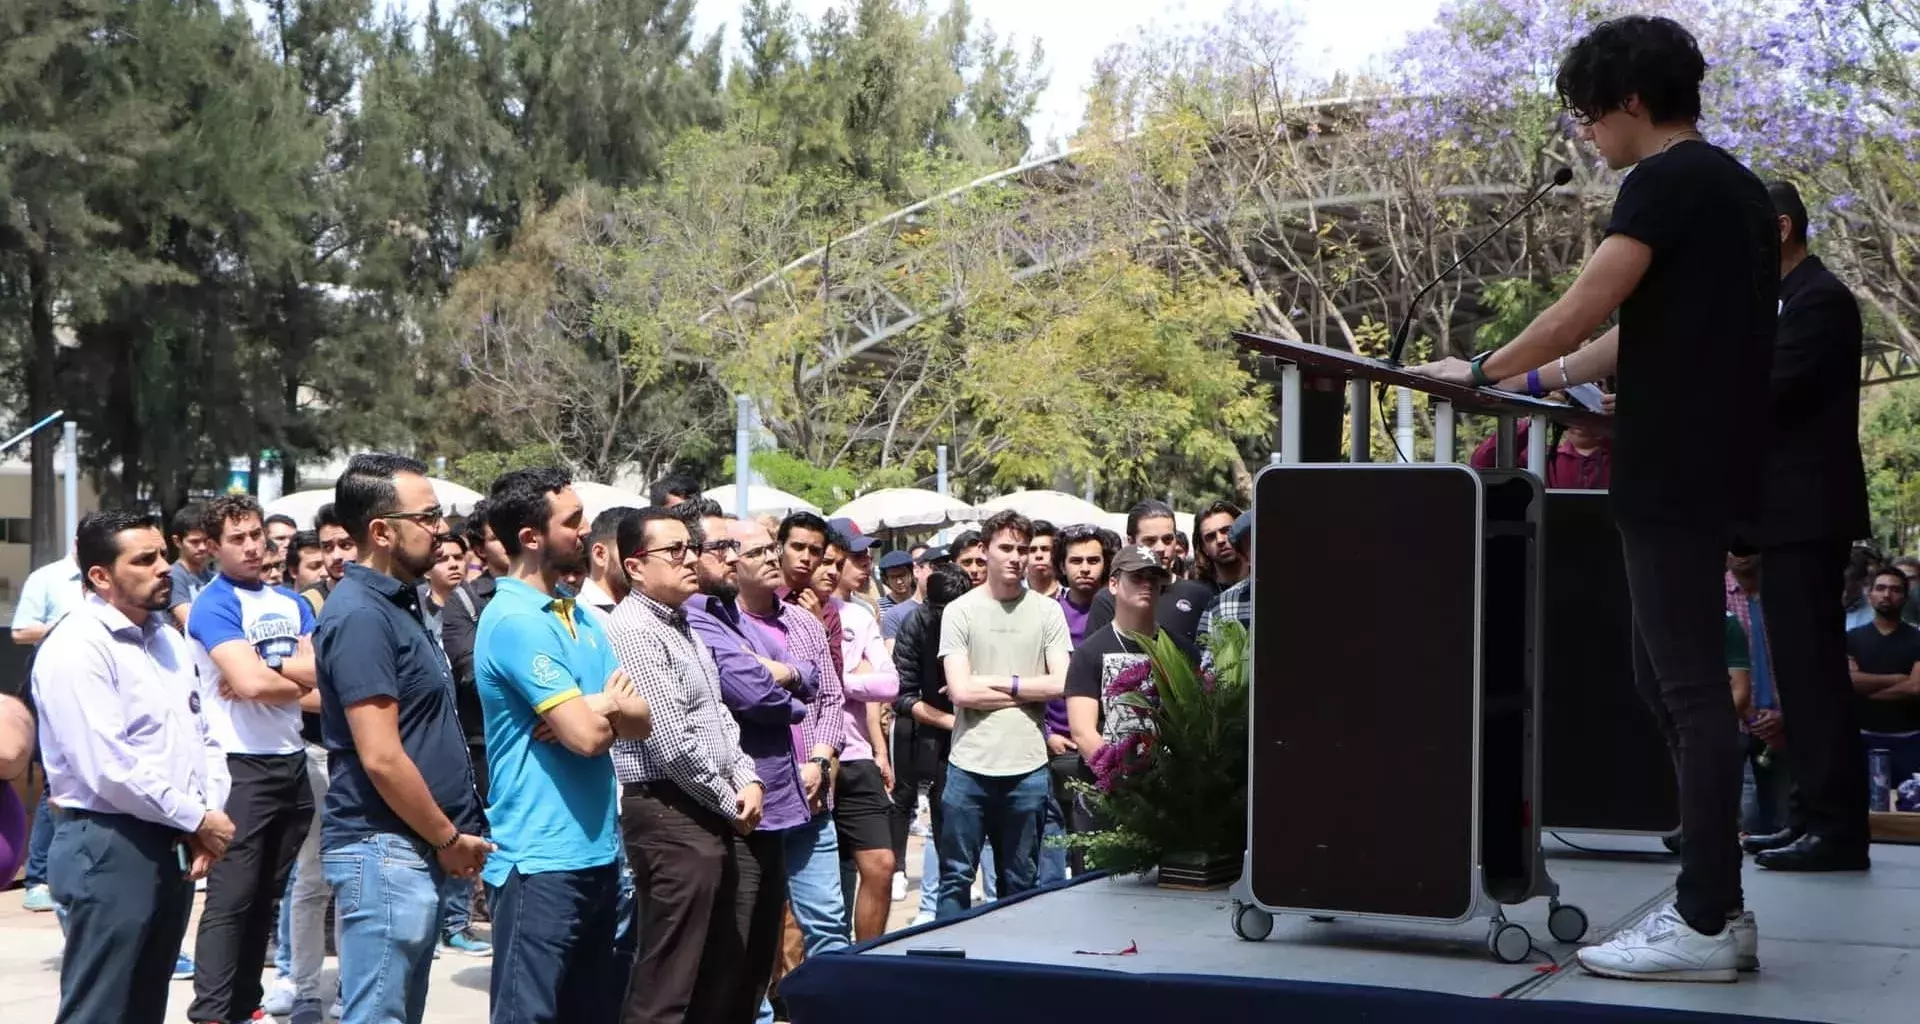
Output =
[{"x1": 1555, "y1": 16, "x2": 1705, "y2": 125}]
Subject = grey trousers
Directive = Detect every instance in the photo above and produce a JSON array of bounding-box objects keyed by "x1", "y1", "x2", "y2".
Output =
[{"x1": 48, "y1": 811, "x2": 195, "y2": 1024}]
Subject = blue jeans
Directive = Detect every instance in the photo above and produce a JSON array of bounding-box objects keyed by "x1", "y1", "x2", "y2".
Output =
[
  {"x1": 439, "y1": 874, "x2": 472, "y2": 939},
  {"x1": 323, "y1": 833, "x2": 444, "y2": 1024},
  {"x1": 274, "y1": 872, "x2": 294, "y2": 978},
  {"x1": 1037, "y1": 796, "x2": 1068, "y2": 885},
  {"x1": 935, "y1": 764, "x2": 1048, "y2": 920},
  {"x1": 488, "y1": 864, "x2": 626, "y2": 1024},
  {"x1": 755, "y1": 814, "x2": 849, "y2": 1024},
  {"x1": 26, "y1": 788, "x2": 54, "y2": 885}
]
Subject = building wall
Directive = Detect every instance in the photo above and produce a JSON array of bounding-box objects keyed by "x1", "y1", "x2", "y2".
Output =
[{"x1": 0, "y1": 463, "x2": 102, "y2": 617}]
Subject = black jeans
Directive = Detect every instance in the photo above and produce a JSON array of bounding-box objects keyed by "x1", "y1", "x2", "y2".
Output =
[
  {"x1": 190, "y1": 752, "x2": 313, "y2": 1024},
  {"x1": 49, "y1": 812, "x2": 195, "y2": 1024},
  {"x1": 1759, "y1": 540, "x2": 1869, "y2": 844},
  {"x1": 1619, "y1": 524, "x2": 1743, "y2": 934}
]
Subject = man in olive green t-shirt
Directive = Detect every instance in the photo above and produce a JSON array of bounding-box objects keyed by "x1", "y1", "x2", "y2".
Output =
[{"x1": 935, "y1": 511, "x2": 1072, "y2": 919}]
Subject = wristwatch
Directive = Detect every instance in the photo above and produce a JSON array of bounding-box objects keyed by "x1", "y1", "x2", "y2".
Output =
[
  {"x1": 808, "y1": 756, "x2": 832, "y2": 775},
  {"x1": 265, "y1": 653, "x2": 284, "y2": 670}
]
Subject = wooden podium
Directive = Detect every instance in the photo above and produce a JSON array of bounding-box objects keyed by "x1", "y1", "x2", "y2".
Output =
[{"x1": 1225, "y1": 332, "x2": 1676, "y2": 962}]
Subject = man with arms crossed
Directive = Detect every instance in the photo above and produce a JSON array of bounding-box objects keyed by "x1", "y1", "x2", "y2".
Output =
[
  {"x1": 186, "y1": 496, "x2": 319, "y2": 1024},
  {"x1": 935, "y1": 510, "x2": 1072, "y2": 918},
  {"x1": 609, "y1": 508, "x2": 767, "y2": 1024},
  {"x1": 35, "y1": 511, "x2": 235, "y2": 1024},
  {"x1": 1412, "y1": 16, "x2": 1777, "y2": 981},
  {"x1": 477, "y1": 468, "x2": 650, "y2": 1023},
  {"x1": 316, "y1": 454, "x2": 493, "y2": 1024}
]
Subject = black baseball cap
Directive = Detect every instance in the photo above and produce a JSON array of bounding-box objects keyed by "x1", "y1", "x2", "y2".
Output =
[{"x1": 878, "y1": 550, "x2": 914, "y2": 571}]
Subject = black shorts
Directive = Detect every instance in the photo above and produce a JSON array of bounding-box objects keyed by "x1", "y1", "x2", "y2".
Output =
[{"x1": 834, "y1": 759, "x2": 894, "y2": 853}]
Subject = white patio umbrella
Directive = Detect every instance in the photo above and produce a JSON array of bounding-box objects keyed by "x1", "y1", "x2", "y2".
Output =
[
  {"x1": 975, "y1": 490, "x2": 1109, "y2": 527},
  {"x1": 703, "y1": 483, "x2": 820, "y2": 519},
  {"x1": 264, "y1": 477, "x2": 484, "y2": 528},
  {"x1": 829, "y1": 488, "x2": 982, "y2": 533},
  {"x1": 570, "y1": 480, "x2": 647, "y2": 521}
]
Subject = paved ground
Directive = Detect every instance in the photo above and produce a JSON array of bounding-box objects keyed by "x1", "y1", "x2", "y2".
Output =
[{"x1": 1, "y1": 835, "x2": 936, "y2": 1022}]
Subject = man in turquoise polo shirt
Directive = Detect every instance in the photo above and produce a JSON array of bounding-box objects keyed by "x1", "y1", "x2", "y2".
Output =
[{"x1": 476, "y1": 468, "x2": 652, "y2": 1024}]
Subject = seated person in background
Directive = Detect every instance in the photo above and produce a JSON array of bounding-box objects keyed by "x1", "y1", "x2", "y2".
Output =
[
  {"x1": 1847, "y1": 569, "x2": 1920, "y2": 784},
  {"x1": 1467, "y1": 416, "x2": 1611, "y2": 489}
]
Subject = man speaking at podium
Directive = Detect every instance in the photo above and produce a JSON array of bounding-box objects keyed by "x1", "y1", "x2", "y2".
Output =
[{"x1": 1412, "y1": 16, "x2": 1776, "y2": 983}]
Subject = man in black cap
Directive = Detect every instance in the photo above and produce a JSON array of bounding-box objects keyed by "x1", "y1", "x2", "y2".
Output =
[
  {"x1": 881, "y1": 546, "x2": 946, "y2": 643},
  {"x1": 876, "y1": 551, "x2": 915, "y2": 613}
]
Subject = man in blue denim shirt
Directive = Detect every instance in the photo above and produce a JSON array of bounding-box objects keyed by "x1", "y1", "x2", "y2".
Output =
[{"x1": 315, "y1": 454, "x2": 492, "y2": 1024}]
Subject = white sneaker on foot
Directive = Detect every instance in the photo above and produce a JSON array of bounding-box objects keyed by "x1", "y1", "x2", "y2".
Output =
[
  {"x1": 1730, "y1": 910, "x2": 1758, "y2": 972},
  {"x1": 909, "y1": 911, "x2": 934, "y2": 927},
  {"x1": 1575, "y1": 905, "x2": 1738, "y2": 983},
  {"x1": 891, "y1": 871, "x2": 907, "y2": 902},
  {"x1": 263, "y1": 975, "x2": 297, "y2": 1016}
]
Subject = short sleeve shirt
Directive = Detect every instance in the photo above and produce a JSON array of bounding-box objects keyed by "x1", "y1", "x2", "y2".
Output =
[
  {"x1": 1723, "y1": 613, "x2": 1750, "y2": 672},
  {"x1": 937, "y1": 588, "x2": 1071, "y2": 777},
  {"x1": 1847, "y1": 622, "x2": 1920, "y2": 734},
  {"x1": 316, "y1": 562, "x2": 483, "y2": 851},
  {"x1": 188, "y1": 575, "x2": 314, "y2": 755},
  {"x1": 475, "y1": 578, "x2": 621, "y2": 883},
  {"x1": 169, "y1": 562, "x2": 215, "y2": 610},
  {"x1": 1604, "y1": 141, "x2": 1778, "y2": 530},
  {"x1": 1063, "y1": 623, "x2": 1153, "y2": 749}
]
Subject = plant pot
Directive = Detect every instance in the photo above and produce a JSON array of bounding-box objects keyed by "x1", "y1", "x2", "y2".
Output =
[{"x1": 1156, "y1": 849, "x2": 1242, "y2": 891}]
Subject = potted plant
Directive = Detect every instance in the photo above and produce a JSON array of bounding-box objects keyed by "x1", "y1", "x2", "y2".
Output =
[{"x1": 1066, "y1": 619, "x2": 1250, "y2": 888}]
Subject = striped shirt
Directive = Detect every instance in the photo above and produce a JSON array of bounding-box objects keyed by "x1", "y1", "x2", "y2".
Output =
[{"x1": 606, "y1": 591, "x2": 759, "y2": 818}]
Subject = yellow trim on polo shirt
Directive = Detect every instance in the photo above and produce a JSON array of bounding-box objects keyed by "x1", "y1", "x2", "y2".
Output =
[{"x1": 531, "y1": 688, "x2": 583, "y2": 715}]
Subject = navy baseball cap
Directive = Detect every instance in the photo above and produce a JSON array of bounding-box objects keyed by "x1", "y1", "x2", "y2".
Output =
[
  {"x1": 827, "y1": 516, "x2": 875, "y2": 553},
  {"x1": 917, "y1": 545, "x2": 950, "y2": 565},
  {"x1": 878, "y1": 550, "x2": 914, "y2": 571}
]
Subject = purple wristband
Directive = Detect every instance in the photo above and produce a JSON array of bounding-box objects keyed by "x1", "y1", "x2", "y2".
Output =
[{"x1": 1525, "y1": 368, "x2": 1544, "y2": 397}]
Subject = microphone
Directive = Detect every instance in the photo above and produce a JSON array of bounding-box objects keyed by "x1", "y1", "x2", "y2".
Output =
[{"x1": 1384, "y1": 166, "x2": 1575, "y2": 367}]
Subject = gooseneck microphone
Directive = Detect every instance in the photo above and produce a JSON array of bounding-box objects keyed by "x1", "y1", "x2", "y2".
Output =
[{"x1": 1384, "y1": 166, "x2": 1575, "y2": 368}]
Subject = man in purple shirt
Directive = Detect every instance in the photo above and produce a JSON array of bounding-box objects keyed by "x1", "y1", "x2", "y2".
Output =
[
  {"x1": 729, "y1": 513, "x2": 849, "y2": 1014},
  {"x1": 677, "y1": 505, "x2": 809, "y2": 1017},
  {"x1": 1047, "y1": 524, "x2": 1113, "y2": 877}
]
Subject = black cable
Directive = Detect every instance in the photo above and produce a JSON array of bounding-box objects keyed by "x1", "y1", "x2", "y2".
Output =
[
  {"x1": 1374, "y1": 381, "x2": 1411, "y2": 464},
  {"x1": 1546, "y1": 830, "x2": 1667, "y2": 856},
  {"x1": 1493, "y1": 942, "x2": 1562, "y2": 999}
]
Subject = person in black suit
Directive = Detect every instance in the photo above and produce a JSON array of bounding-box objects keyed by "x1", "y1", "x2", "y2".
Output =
[{"x1": 1738, "y1": 180, "x2": 1872, "y2": 871}]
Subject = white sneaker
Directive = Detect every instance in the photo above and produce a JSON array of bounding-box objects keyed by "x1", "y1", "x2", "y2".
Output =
[
  {"x1": 910, "y1": 911, "x2": 935, "y2": 926},
  {"x1": 1730, "y1": 910, "x2": 1758, "y2": 972},
  {"x1": 891, "y1": 871, "x2": 908, "y2": 902},
  {"x1": 262, "y1": 975, "x2": 296, "y2": 1016},
  {"x1": 1575, "y1": 905, "x2": 1738, "y2": 983}
]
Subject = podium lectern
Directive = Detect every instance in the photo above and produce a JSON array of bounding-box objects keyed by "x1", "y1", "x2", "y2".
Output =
[{"x1": 1226, "y1": 333, "x2": 1675, "y2": 962}]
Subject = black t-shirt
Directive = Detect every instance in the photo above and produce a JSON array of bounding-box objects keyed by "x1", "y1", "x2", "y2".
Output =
[
  {"x1": 1847, "y1": 622, "x2": 1920, "y2": 734},
  {"x1": 1064, "y1": 624, "x2": 1154, "y2": 748},
  {"x1": 1604, "y1": 140, "x2": 1777, "y2": 531},
  {"x1": 1085, "y1": 579, "x2": 1218, "y2": 649}
]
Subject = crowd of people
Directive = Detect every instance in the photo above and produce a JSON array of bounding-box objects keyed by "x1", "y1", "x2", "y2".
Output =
[{"x1": 2, "y1": 452, "x2": 1257, "y2": 1024}]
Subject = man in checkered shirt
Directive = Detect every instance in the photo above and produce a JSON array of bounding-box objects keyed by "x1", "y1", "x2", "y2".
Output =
[
  {"x1": 1196, "y1": 512, "x2": 1253, "y2": 664},
  {"x1": 605, "y1": 507, "x2": 767, "y2": 1024}
]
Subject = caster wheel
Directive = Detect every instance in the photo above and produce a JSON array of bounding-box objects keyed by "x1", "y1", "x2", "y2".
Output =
[
  {"x1": 1231, "y1": 903, "x2": 1274, "y2": 942},
  {"x1": 1548, "y1": 903, "x2": 1589, "y2": 943},
  {"x1": 1488, "y1": 922, "x2": 1532, "y2": 964},
  {"x1": 1309, "y1": 915, "x2": 1336, "y2": 923}
]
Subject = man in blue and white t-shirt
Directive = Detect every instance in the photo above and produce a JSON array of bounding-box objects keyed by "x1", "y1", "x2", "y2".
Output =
[{"x1": 184, "y1": 495, "x2": 319, "y2": 1024}]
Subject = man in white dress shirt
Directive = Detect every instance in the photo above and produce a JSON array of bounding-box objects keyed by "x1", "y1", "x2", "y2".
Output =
[{"x1": 33, "y1": 510, "x2": 236, "y2": 1024}]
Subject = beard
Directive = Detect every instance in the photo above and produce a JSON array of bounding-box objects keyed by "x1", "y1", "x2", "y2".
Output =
[
  {"x1": 703, "y1": 578, "x2": 740, "y2": 602},
  {"x1": 395, "y1": 543, "x2": 438, "y2": 581},
  {"x1": 547, "y1": 540, "x2": 590, "y2": 577},
  {"x1": 142, "y1": 580, "x2": 174, "y2": 611}
]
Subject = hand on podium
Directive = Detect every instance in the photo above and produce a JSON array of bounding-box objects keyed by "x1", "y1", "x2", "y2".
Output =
[{"x1": 1407, "y1": 357, "x2": 1478, "y2": 386}]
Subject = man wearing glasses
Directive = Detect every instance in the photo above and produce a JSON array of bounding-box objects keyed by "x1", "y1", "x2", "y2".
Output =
[
  {"x1": 314, "y1": 454, "x2": 494, "y2": 1024},
  {"x1": 607, "y1": 507, "x2": 767, "y2": 1024},
  {"x1": 679, "y1": 507, "x2": 819, "y2": 1017}
]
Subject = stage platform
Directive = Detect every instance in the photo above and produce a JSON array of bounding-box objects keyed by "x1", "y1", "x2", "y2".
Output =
[{"x1": 783, "y1": 836, "x2": 1920, "y2": 1024}]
